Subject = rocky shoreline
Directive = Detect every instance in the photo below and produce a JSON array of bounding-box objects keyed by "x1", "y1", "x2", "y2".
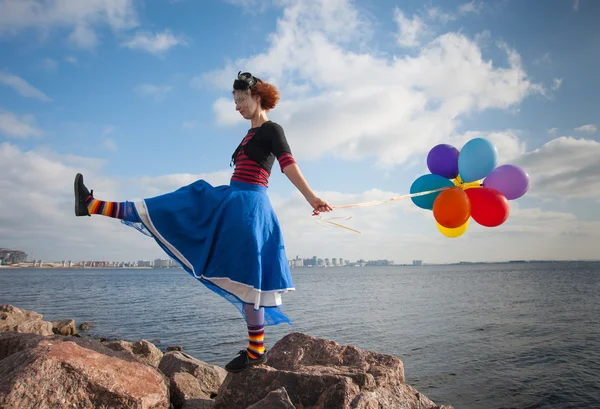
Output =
[{"x1": 1, "y1": 304, "x2": 454, "y2": 409}]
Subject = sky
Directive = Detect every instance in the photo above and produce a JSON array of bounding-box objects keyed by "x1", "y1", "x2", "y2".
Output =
[{"x1": 0, "y1": 0, "x2": 599, "y2": 264}]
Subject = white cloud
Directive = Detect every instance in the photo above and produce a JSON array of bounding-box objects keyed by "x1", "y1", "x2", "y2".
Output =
[
  {"x1": 121, "y1": 30, "x2": 186, "y2": 55},
  {"x1": 0, "y1": 142, "x2": 149, "y2": 261},
  {"x1": 458, "y1": 1, "x2": 483, "y2": 15},
  {"x1": 515, "y1": 137, "x2": 600, "y2": 199},
  {"x1": 548, "y1": 127, "x2": 558, "y2": 136},
  {"x1": 532, "y1": 52, "x2": 551, "y2": 66},
  {"x1": 213, "y1": 97, "x2": 245, "y2": 126},
  {"x1": 394, "y1": 8, "x2": 428, "y2": 48},
  {"x1": 393, "y1": 2, "x2": 482, "y2": 49},
  {"x1": 0, "y1": 142, "x2": 233, "y2": 261},
  {"x1": 68, "y1": 22, "x2": 98, "y2": 48},
  {"x1": 0, "y1": 109, "x2": 44, "y2": 138},
  {"x1": 135, "y1": 171, "x2": 233, "y2": 198},
  {"x1": 551, "y1": 78, "x2": 562, "y2": 91},
  {"x1": 41, "y1": 58, "x2": 59, "y2": 72},
  {"x1": 425, "y1": 1, "x2": 483, "y2": 25},
  {"x1": 574, "y1": 124, "x2": 597, "y2": 134},
  {"x1": 41, "y1": 56, "x2": 78, "y2": 71},
  {"x1": 202, "y1": 0, "x2": 543, "y2": 169},
  {"x1": 135, "y1": 84, "x2": 173, "y2": 101},
  {"x1": 455, "y1": 130, "x2": 526, "y2": 164},
  {"x1": 269, "y1": 184, "x2": 600, "y2": 263},
  {"x1": 426, "y1": 7, "x2": 456, "y2": 24},
  {"x1": 573, "y1": 0, "x2": 580, "y2": 11},
  {"x1": 0, "y1": 71, "x2": 52, "y2": 102},
  {"x1": 0, "y1": 0, "x2": 138, "y2": 49},
  {"x1": 1, "y1": 142, "x2": 598, "y2": 263}
]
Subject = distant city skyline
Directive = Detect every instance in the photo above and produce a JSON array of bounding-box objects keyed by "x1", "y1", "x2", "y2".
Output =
[{"x1": 3, "y1": 245, "x2": 597, "y2": 270}]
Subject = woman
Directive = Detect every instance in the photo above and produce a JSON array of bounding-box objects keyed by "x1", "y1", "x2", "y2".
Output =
[{"x1": 73, "y1": 71, "x2": 332, "y2": 372}]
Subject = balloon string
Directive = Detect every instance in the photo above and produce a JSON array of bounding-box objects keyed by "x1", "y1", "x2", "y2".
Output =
[
  {"x1": 315, "y1": 186, "x2": 452, "y2": 233},
  {"x1": 315, "y1": 216, "x2": 362, "y2": 234}
]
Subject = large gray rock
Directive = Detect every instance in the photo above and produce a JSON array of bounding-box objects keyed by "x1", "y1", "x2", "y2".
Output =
[
  {"x1": 214, "y1": 332, "x2": 454, "y2": 409},
  {"x1": 0, "y1": 305, "x2": 53, "y2": 336},
  {"x1": 0, "y1": 331, "x2": 170, "y2": 408}
]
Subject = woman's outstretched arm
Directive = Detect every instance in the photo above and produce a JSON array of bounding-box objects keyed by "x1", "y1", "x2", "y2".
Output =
[{"x1": 283, "y1": 164, "x2": 333, "y2": 215}]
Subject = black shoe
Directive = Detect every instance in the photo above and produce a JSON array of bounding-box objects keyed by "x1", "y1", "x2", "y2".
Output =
[
  {"x1": 74, "y1": 173, "x2": 92, "y2": 217},
  {"x1": 225, "y1": 349, "x2": 268, "y2": 373}
]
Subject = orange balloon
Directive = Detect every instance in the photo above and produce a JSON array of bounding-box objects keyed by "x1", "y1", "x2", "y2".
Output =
[{"x1": 433, "y1": 187, "x2": 471, "y2": 229}]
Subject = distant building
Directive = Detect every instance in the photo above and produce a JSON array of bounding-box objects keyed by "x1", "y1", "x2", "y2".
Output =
[
  {"x1": 366, "y1": 259, "x2": 392, "y2": 266},
  {"x1": 0, "y1": 248, "x2": 27, "y2": 265},
  {"x1": 137, "y1": 260, "x2": 153, "y2": 267},
  {"x1": 154, "y1": 258, "x2": 171, "y2": 268},
  {"x1": 413, "y1": 260, "x2": 423, "y2": 266},
  {"x1": 288, "y1": 256, "x2": 304, "y2": 268}
]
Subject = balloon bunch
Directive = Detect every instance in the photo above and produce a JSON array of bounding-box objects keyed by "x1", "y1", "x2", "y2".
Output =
[{"x1": 410, "y1": 138, "x2": 530, "y2": 238}]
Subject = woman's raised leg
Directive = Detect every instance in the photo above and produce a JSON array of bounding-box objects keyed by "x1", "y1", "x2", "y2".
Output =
[{"x1": 74, "y1": 173, "x2": 140, "y2": 223}]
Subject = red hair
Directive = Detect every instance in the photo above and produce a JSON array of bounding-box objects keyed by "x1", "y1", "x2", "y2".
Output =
[{"x1": 251, "y1": 80, "x2": 280, "y2": 111}]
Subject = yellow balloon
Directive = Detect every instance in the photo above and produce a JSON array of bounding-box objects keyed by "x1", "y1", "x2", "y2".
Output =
[
  {"x1": 463, "y1": 180, "x2": 483, "y2": 189},
  {"x1": 453, "y1": 175, "x2": 483, "y2": 190},
  {"x1": 437, "y1": 218, "x2": 470, "y2": 238}
]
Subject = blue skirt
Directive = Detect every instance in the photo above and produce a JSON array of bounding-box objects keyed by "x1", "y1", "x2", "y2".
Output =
[{"x1": 122, "y1": 179, "x2": 294, "y2": 325}]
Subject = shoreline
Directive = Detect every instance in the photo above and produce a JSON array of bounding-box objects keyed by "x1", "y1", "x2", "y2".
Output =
[
  {"x1": 0, "y1": 265, "x2": 176, "y2": 269},
  {"x1": 2, "y1": 259, "x2": 598, "y2": 269}
]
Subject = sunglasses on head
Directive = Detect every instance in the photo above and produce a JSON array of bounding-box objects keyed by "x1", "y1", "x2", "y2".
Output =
[{"x1": 233, "y1": 71, "x2": 261, "y2": 90}]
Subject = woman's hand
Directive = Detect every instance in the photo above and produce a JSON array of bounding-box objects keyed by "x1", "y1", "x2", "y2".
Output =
[{"x1": 308, "y1": 196, "x2": 333, "y2": 216}]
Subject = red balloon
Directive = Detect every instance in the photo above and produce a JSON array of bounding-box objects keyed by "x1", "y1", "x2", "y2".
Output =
[
  {"x1": 465, "y1": 187, "x2": 509, "y2": 227},
  {"x1": 433, "y1": 187, "x2": 471, "y2": 229}
]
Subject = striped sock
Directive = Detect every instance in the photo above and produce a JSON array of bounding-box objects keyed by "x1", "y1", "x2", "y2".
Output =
[
  {"x1": 246, "y1": 324, "x2": 265, "y2": 359},
  {"x1": 86, "y1": 196, "x2": 127, "y2": 219}
]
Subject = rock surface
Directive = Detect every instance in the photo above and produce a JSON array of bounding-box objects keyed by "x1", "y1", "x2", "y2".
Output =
[
  {"x1": 79, "y1": 322, "x2": 94, "y2": 331},
  {"x1": 0, "y1": 306, "x2": 454, "y2": 409},
  {"x1": 52, "y1": 319, "x2": 77, "y2": 336},
  {"x1": 0, "y1": 305, "x2": 53, "y2": 336},
  {"x1": 170, "y1": 372, "x2": 213, "y2": 409},
  {"x1": 181, "y1": 399, "x2": 216, "y2": 409},
  {"x1": 245, "y1": 388, "x2": 296, "y2": 409},
  {"x1": 0, "y1": 331, "x2": 170, "y2": 409},
  {"x1": 159, "y1": 351, "x2": 227, "y2": 400},
  {"x1": 105, "y1": 339, "x2": 164, "y2": 367},
  {"x1": 214, "y1": 332, "x2": 453, "y2": 409}
]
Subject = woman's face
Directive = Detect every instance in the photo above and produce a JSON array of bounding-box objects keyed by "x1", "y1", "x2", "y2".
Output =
[{"x1": 233, "y1": 91, "x2": 259, "y2": 120}]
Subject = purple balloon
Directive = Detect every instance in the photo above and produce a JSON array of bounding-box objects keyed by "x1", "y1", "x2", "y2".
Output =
[
  {"x1": 427, "y1": 144, "x2": 459, "y2": 179},
  {"x1": 483, "y1": 164, "x2": 530, "y2": 200}
]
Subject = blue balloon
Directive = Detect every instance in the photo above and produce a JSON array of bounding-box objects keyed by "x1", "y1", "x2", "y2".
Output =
[
  {"x1": 410, "y1": 174, "x2": 455, "y2": 210},
  {"x1": 458, "y1": 138, "x2": 498, "y2": 182}
]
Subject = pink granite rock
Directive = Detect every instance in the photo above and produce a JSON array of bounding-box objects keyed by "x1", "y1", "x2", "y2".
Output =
[
  {"x1": 0, "y1": 305, "x2": 53, "y2": 336},
  {"x1": 0, "y1": 332, "x2": 169, "y2": 408}
]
